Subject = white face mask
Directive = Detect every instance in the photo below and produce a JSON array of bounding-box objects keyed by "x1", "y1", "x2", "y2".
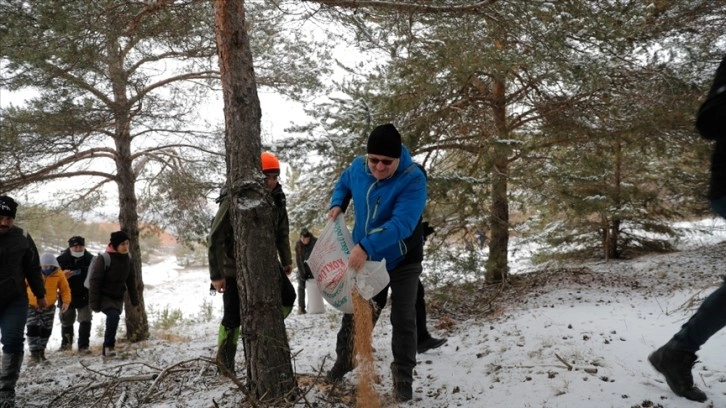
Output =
[{"x1": 71, "y1": 250, "x2": 85, "y2": 258}]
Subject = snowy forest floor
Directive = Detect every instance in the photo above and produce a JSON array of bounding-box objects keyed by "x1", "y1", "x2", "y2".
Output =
[{"x1": 13, "y1": 238, "x2": 726, "y2": 408}]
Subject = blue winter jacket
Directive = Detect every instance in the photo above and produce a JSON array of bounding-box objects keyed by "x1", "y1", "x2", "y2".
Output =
[{"x1": 330, "y1": 145, "x2": 427, "y2": 271}]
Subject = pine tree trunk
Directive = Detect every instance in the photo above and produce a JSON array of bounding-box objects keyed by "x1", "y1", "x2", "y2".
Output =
[
  {"x1": 607, "y1": 140, "x2": 623, "y2": 260},
  {"x1": 108, "y1": 27, "x2": 149, "y2": 340},
  {"x1": 485, "y1": 74, "x2": 510, "y2": 283},
  {"x1": 123, "y1": 222, "x2": 149, "y2": 342},
  {"x1": 607, "y1": 218, "x2": 621, "y2": 259},
  {"x1": 214, "y1": 0, "x2": 294, "y2": 400},
  {"x1": 116, "y1": 128, "x2": 150, "y2": 341},
  {"x1": 486, "y1": 149, "x2": 510, "y2": 283}
]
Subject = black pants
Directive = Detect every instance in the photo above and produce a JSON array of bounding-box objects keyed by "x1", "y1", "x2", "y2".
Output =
[
  {"x1": 334, "y1": 262, "x2": 421, "y2": 384},
  {"x1": 221, "y1": 277, "x2": 240, "y2": 329},
  {"x1": 667, "y1": 198, "x2": 726, "y2": 353},
  {"x1": 297, "y1": 274, "x2": 307, "y2": 309},
  {"x1": 416, "y1": 279, "x2": 432, "y2": 341},
  {"x1": 669, "y1": 277, "x2": 726, "y2": 353},
  {"x1": 221, "y1": 269, "x2": 296, "y2": 328}
]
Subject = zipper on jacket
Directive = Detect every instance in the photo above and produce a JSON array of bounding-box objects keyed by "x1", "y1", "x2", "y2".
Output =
[
  {"x1": 371, "y1": 197, "x2": 380, "y2": 221},
  {"x1": 365, "y1": 182, "x2": 379, "y2": 234}
]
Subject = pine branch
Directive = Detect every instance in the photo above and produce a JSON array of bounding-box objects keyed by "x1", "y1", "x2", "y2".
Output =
[{"x1": 302, "y1": 0, "x2": 499, "y2": 14}]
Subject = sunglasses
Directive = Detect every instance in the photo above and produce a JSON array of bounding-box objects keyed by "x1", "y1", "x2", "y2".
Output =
[{"x1": 368, "y1": 157, "x2": 395, "y2": 166}]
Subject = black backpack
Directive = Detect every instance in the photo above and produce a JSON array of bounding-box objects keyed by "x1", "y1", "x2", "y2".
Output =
[{"x1": 696, "y1": 54, "x2": 726, "y2": 140}]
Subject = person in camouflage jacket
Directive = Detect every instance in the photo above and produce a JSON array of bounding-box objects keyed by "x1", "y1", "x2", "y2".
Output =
[{"x1": 208, "y1": 152, "x2": 295, "y2": 375}]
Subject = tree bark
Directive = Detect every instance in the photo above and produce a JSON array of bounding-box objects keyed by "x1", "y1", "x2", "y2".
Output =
[
  {"x1": 214, "y1": 0, "x2": 294, "y2": 400},
  {"x1": 485, "y1": 72, "x2": 510, "y2": 283},
  {"x1": 106, "y1": 32, "x2": 150, "y2": 341},
  {"x1": 607, "y1": 140, "x2": 623, "y2": 260},
  {"x1": 118, "y1": 155, "x2": 149, "y2": 341}
]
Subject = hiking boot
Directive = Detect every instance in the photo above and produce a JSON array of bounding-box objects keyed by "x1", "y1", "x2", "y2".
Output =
[
  {"x1": 392, "y1": 377, "x2": 413, "y2": 402},
  {"x1": 1, "y1": 352, "x2": 23, "y2": 408},
  {"x1": 78, "y1": 321, "x2": 92, "y2": 351},
  {"x1": 60, "y1": 326, "x2": 74, "y2": 351},
  {"x1": 648, "y1": 345, "x2": 708, "y2": 402},
  {"x1": 39, "y1": 350, "x2": 49, "y2": 364},
  {"x1": 218, "y1": 339, "x2": 237, "y2": 376},
  {"x1": 417, "y1": 337, "x2": 447, "y2": 354},
  {"x1": 298, "y1": 306, "x2": 307, "y2": 315},
  {"x1": 103, "y1": 347, "x2": 116, "y2": 358},
  {"x1": 325, "y1": 361, "x2": 353, "y2": 383},
  {"x1": 78, "y1": 347, "x2": 92, "y2": 355},
  {"x1": 28, "y1": 351, "x2": 42, "y2": 366},
  {"x1": 0, "y1": 390, "x2": 15, "y2": 408}
]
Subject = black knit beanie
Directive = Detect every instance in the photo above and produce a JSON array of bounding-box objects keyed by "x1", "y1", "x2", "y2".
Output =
[
  {"x1": 0, "y1": 196, "x2": 18, "y2": 219},
  {"x1": 68, "y1": 236, "x2": 85, "y2": 247},
  {"x1": 110, "y1": 231, "x2": 130, "y2": 249},
  {"x1": 367, "y1": 124, "x2": 402, "y2": 158}
]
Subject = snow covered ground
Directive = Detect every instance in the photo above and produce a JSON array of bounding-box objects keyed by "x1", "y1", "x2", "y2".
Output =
[{"x1": 13, "y1": 217, "x2": 726, "y2": 407}]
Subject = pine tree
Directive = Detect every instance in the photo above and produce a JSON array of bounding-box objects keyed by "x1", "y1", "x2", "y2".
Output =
[
  {"x1": 284, "y1": 0, "x2": 725, "y2": 282},
  {"x1": 214, "y1": 0, "x2": 294, "y2": 400},
  {"x1": 1, "y1": 0, "x2": 331, "y2": 340}
]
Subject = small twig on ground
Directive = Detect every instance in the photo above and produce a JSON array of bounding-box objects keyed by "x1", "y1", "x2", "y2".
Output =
[
  {"x1": 140, "y1": 358, "x2": 202, "y2": 403},
  {"x1": 554, "y1": 353, "x2": 573, "y2": 371},
  {"x1": 554, "y1": 353, "x2": 599, "y2": 374},
  {"x1": 200, "y1": 356, "x2": 256, "y2": 406},
  {"x1": 114, "y1": 390, "x2": 127, "y2": 407}
]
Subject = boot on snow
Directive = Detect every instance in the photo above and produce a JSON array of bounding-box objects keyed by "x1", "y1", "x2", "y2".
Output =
[
  {"x1": 391, "y1": 369, "x2": 413, "y2": 402},
  {"x1": 217, "y1": 325, "x2": 239, "y2": 376},
  {"x1": 649, "y1": 345, "x2": 708, "y2": 402},
  {"x1": 27, "y1": 351, "x2": 42, "y2": 366},
  {"x1": 417, "y1": 336, "x2": 447, "y2": 354},
  {"x1": 59, "y1": 325, "x2": 74, "y2": 351},
  {"x1": 0, "y1": 353, "x2": 24, "y2": 408},
  {"x1": 78, "y1": 321, "x2": 92, "y2": 351},
  {"x1": 325, "y1": 360, "x2": 354, "y2": 383}
]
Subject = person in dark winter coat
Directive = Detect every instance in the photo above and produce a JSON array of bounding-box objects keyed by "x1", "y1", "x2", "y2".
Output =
[
  {"x1": 294, "y1": 228, "x2": 317, "y2": 314},
  {"x1": 208, "y1": 152, "x2": 295, "y2": 375},
  {"x1": 649, "y1": 54, "x2": 726, "y2": 403},
  {"x1": 88, "y1": 231, "x2": 140, "y2": 357},
  {"x1": 325, "y1": 124, "x2": 426, "y2": 402},
  {"x1": 0, "y1": 195, "x2": 47, "y2": 408},
  {"x1": 56, "y1": 236, "x2": 94, "y2": 353}
]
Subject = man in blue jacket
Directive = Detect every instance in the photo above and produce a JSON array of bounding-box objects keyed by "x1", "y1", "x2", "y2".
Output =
[{"x1": 325, "y1": 123, "x2": 426, "y2": 402}]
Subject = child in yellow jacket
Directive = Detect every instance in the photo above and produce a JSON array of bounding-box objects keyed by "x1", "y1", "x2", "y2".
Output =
[{"x1": 26, "y1": 252, "x2": 71, "y2": 364}]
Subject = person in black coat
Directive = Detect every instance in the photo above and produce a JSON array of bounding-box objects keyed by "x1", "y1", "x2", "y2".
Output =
[
  {"x1": 0, "y1": 196, "x2": 46, "y2": 408},
  {"x1": 56, "y1": 236, "x2": 94, "y2": 353},
  {"x1": 649, "y1": 54, "x2": 726, "y2": 403},
  {"x1": 89, "y1": 231, "x2": 139, "y2": 357},
  {"x1": 294, "y1": 228, "x2": 317, "y2": 314}
]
